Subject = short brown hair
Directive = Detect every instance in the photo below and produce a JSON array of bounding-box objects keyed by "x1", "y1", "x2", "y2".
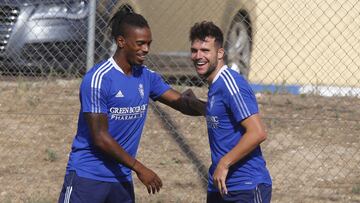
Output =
[{"x1": 189, "y1": 21, "x2": 224, "y2": 47}]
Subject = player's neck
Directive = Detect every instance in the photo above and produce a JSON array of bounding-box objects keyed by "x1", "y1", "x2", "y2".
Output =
[
  {"x1": 207, "y1": 61, "x2": 224, "y2": 84},
  {"x1": 113, "y1": 52, "x2": 132, "y2": 75}
]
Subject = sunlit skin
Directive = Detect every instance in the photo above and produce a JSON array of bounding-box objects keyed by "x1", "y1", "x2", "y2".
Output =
[
  {"x1": 190, "y1": 37, "x2": 224, "y2": 83},
  {"x1": 113, "y1": 27, "x2": 152, "y2": 75}
]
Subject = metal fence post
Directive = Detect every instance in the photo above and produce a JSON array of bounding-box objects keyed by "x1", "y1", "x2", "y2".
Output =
[{"x1": 86, "y1": 0, "x2": 96, "y2": 71}]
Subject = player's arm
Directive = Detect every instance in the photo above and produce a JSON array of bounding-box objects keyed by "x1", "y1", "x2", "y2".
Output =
[
  {"x1": 157, "y1": 88, "x2": 206, "y2": 116},
  {"x1": 219, "y1": 113, "x2": 267, "y2": 168},
  {"x1": 85, "y1": 113, "x2": 163, "y2": 194},
  {"x1": 213, "y1": 114, "x2": 267, "y2": 195}
]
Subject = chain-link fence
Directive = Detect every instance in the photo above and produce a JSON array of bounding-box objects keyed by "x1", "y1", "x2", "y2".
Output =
[{"x1": 0, "y1": 0, "x2": 359, "y2": 202}]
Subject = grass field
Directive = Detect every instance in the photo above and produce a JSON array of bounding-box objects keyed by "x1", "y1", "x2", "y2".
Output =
[{"x1": 0, "y1": 79, "x2": 360, "y2": 203}]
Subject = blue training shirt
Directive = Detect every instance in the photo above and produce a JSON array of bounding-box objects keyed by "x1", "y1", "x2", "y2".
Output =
[
  {"x1": 66, "y1": 57, "x2": 170, "y2": 182},
  {"x1": 206, "y1": 65, "x2": 272, "y2": 192}
]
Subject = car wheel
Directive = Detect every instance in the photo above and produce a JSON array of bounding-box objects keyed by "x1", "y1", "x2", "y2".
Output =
[{"x1": 225, "y1": 12, "x2": 252, "y2": 78}]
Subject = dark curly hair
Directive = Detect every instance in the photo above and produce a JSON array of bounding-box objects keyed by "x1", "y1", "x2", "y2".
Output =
[
  {"x1": 109, "y1": 9, "x2": 149, "y2": 39},
  {"x1": 189, "y1": 21, "x2": 224, "y2": 48}
]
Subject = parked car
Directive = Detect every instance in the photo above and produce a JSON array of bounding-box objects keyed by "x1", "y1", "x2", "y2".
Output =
[
  {"x1": 102, "y1": 0, "x2": 256, "y2": 80},
  {"x1": 0, "y1": 0, "x2": 88, "y2": 75},
  {"x1": 0, "y1": 0, "x2": 255, "y2": 79}
]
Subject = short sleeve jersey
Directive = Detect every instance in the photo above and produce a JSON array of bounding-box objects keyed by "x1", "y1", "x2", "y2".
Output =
[
  {"x1": 66, "y1": 58, "x2": 170, "y2": 182},
  {"x1": 206, "y1": 65, "x2": 272, "y2": 191}
]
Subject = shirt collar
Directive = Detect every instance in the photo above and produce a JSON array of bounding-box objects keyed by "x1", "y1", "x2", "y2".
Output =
[
  {"x1": 212, "y1": 65, "x2": 228, "y2": 84},
  {"x1": 109, "y1": 57, "x2": 124, "y2": 74}
]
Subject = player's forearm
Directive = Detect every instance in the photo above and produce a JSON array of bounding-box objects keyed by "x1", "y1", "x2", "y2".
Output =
[
  {"x1": 177, "y1": 96, "x2": 206, "y2": 116},
  {"x1": 92, "y1": 132, "x2": 138, "y2": 170},
  {"x1": 85, "y1": 113, "x2": 138, "y2": 170},
  {"x1": 158, "y1": 89, "x2": 206, "y2": 116},
  {"x1": 220, "y1": 131, "x2": 267, "y2": 168}
]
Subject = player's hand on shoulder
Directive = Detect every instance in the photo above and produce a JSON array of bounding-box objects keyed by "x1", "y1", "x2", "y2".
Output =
[{"x1": 181, "y1": 88, "x2": 197, "y2": 98}]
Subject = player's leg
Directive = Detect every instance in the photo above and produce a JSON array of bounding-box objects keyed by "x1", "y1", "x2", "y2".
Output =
[
  {"x1": 58, "y1": 171, "x2": 110, "y2": 203},
  {"x1": 207, "y1": 191, "x2": 231, "y2": 203},
  {"x1": 255, "y1": 183, "x2": 272, "y2": 203},
  {"x1": 207, "y1": 183, "x2": 272, "y2": 203},
  {"x1": 106, "y1": 181, "x2": 135, "y2": 203},
  {"x1": 228, "y1": 183, "x2": 271, "y2": 203}
]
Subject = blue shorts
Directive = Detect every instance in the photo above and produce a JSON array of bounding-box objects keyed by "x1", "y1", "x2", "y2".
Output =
[
  {"x1": 58, "y1": 171, "x2": 135, "y2": 203},
  {"x1": 207, "y1": 183, "x2": 272, "y2": 203}
]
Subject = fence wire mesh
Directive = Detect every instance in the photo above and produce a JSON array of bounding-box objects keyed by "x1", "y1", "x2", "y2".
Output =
[{"x1": 0, "y1": 0, "x2": 359, "y2": 202}]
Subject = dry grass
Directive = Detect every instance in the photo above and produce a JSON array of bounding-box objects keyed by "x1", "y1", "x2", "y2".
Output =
[{"x1": 0, "y1": 79, "x2": 360, "y2": 202}]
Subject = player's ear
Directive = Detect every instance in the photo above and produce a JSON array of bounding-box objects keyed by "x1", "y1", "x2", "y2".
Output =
[
  {"x1": 217, "y1": 47, "x2": 225, "y2": 60},
  {"x1": 116, "y1": 36, "x2": 126, "y2": 49}
]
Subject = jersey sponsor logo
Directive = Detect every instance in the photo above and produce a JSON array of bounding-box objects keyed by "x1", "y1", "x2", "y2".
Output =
[
  {"x1": 115, "y1": 90, "x2": 124, "y2": 98},
  {"x1": 109, "y1": 104, "x2": 147, "y2": 120},
  {"x1": 206, "y1": 115, "x2": 219, "y2": 128},
  {"x1": 138, "y1": 83, "x2": 144, "y2": 99}
]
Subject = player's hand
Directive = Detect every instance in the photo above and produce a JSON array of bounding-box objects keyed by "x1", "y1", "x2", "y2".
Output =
[
  {"x1": 213, "y1": 160, "x2": 229, "y2": 196},
  {"x1": 181, "y1": 89, "x2": 206, "y2": 116},
  {"x1": 134, "y1": 162, "x2": 163, "y2": 194},
  {"x1": 181, "y1": 89, "x2": 197, "y2": 98}
]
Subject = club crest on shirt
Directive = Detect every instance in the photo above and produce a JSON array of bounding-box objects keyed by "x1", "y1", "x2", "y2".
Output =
[
  {"x1": 209, "y1": 96, "x2": 215, "y2": 110},
  {"x1": 138, "y1": 83, "x2": 144, "y2": 98}
]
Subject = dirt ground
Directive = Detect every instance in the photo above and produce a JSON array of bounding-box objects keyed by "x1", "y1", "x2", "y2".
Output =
[{"x1": 0, "y1": 78, "x2": 360, "y2": 203}]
